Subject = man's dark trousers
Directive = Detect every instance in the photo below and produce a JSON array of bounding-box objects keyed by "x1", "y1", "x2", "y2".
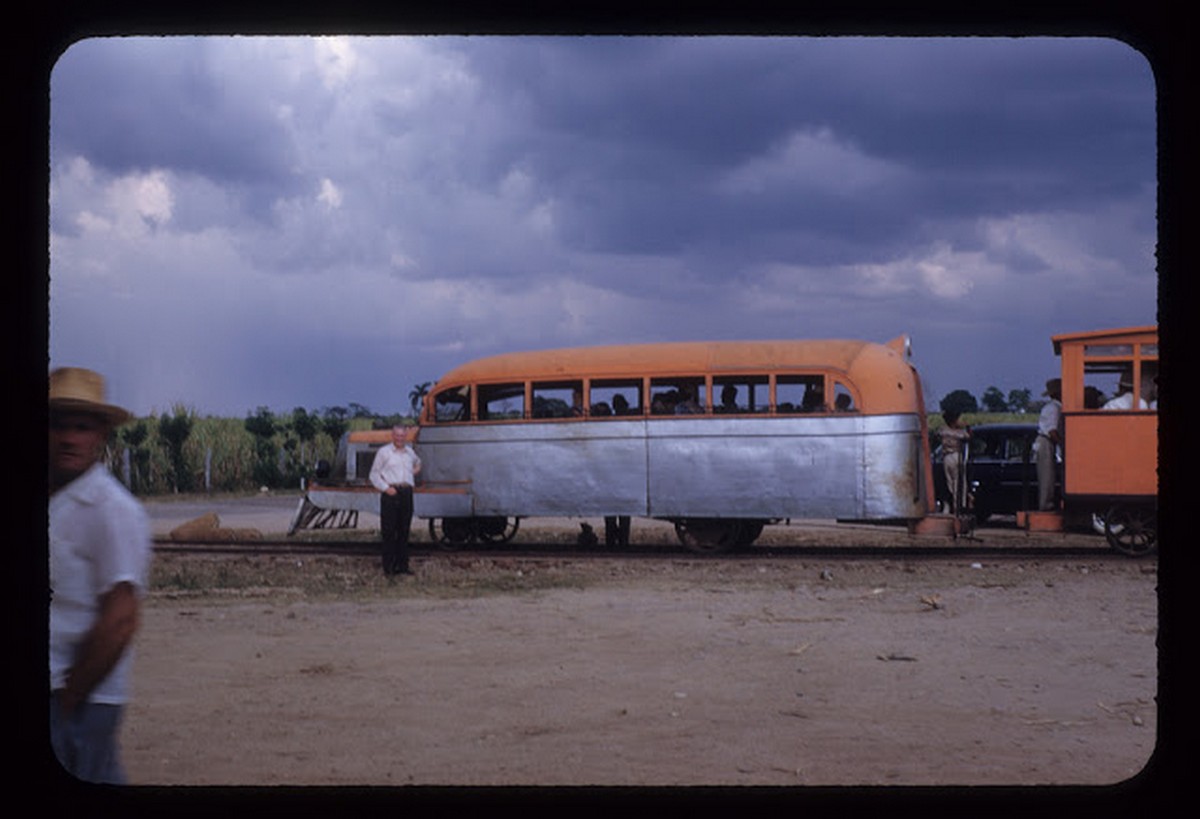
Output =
[{"x1": 380, "y1": 485, "x2": 414, "y2": 575}]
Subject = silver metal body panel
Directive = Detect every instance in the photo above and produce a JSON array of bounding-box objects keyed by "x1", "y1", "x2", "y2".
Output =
[
  {"x1": 416, "y1": 414, "x2": 925, "y2": 520},
  {"x1": 297, "y1": 485, "x2": 474, "y2": 520},
  {"x1": 305, "y1": 487, "x2": 382, "y2": 515}
]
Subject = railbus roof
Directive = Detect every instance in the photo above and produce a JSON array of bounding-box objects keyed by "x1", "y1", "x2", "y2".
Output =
[
  {"x1": 429, "y1": 336, "x2": 922, "y2": 414},
  {"x1": 436, "y1": 338, "x2": 904, "y2": 382}
]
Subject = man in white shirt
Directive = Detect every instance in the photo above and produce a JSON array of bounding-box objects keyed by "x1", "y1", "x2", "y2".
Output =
[
  {"x1": 1034, "y1": 378, "x2": 1064, "y2": 511},
  {"x1": 369, "y1": 426, "x2": 422, "y2": 576},
  {"x1": 49, "y1": 368, "x2": 152, "y2": 783}
]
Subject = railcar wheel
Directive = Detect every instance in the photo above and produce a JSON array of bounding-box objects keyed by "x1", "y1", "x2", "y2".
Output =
[
  {"x1": 428, "y1": 517, "x2": 477, "y2": 550},
  {"x1": 674, "y1": 519, "x2": 741, "y2": 554},
  {"x1": 737, "y1": 521, "x2": 766, "y2": 546},
  {"x1": 475, "y1": 516, "x2": 520, "y2": 544},
  {"x1": 1104, "y1": 504, "x2": 1156, "y2": 556}
]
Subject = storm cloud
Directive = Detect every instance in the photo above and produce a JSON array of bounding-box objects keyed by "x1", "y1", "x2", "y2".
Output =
[{"x1": 48, "y1": 35, "x2": 1156, "y2": 416}]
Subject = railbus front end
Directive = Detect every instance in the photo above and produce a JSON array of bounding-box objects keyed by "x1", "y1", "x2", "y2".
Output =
[
  {"x1": 415, "y1": 337, "x2": 933, "y2": 553},
  {"x1": 1052, "y1": 325, "x2": 1158, "y2": 556}
]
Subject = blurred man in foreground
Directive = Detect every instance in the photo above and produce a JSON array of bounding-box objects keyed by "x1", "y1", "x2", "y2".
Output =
[{"x1": 49, "y1": 368, "x2": 152, "y2": 783}]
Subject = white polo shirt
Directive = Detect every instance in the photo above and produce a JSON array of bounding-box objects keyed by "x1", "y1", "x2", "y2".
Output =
[{"x1": 49, "y1": 463, "x2": 152, "y2": 703}]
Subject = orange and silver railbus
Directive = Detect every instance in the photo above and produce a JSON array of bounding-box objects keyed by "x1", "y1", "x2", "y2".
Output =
[
  {"x1": 1051, "y1": 325, "x2": 1158, "y2": 555},
  {"x1": 413, "y1": 336, "x2": 935, "y2": 552}
]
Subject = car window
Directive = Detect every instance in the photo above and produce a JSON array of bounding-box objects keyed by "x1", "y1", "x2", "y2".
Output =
[
  {"x1": 1001, "y1": 433, "x2": 1033, "y2": 461},
  {"x1": 969, "y1": 434, "x2": 1000, "y2": 458}
]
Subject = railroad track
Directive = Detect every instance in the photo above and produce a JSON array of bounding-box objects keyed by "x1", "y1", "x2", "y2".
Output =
[{"x1": 153, "y1": 535, "x2": 1132, "y2": 561}]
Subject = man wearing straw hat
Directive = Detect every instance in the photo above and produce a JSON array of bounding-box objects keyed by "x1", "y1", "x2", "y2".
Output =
[{"x1": 48, "y1": 367, "x2": 152, "y2": 783}]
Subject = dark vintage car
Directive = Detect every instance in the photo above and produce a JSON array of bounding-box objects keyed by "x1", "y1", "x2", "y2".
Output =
[{"x1": 931, "y1": 423, "x2": 1060, "y2": 522}]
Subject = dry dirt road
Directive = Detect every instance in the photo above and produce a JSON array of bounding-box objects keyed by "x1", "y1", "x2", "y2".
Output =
[{"x1": 116, "y1": 502, "x2": 1160, "y2": 794}]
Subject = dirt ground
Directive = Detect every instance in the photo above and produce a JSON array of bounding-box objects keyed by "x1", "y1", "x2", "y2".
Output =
[{"x1": 116, "y1": 498, "x2": 1160, "y2": 791}]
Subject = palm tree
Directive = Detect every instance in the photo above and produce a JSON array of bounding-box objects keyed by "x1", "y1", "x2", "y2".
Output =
[{"x1": 409, "y1": 382, "x2": 432, "y2": 417}]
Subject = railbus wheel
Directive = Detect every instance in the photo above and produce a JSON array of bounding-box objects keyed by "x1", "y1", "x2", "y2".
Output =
[
  {"x1": 475, "y1": 516, "x2": 520, "y2": 544},
  {"x1": 737, "y1": 520, "x2": 766, "y2": 546},
  {"x1": 1104, "y1": 504, "x2": 1157, "y2": 557},
  {"x1": 428, "y1": 517, "x2": 477, "y2": 550},
  {"x1": 674, "y1": 519, "x2": 742, "y2": 554}
]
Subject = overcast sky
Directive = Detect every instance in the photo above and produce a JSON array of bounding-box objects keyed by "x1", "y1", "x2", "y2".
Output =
[{"x1": 47, "y1": 35, "x2": 1157, "y2": 418}]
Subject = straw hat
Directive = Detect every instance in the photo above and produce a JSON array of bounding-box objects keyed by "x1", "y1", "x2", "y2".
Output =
[{"x1": 48, "y1": 367, "x2": 132, "y2": 426}]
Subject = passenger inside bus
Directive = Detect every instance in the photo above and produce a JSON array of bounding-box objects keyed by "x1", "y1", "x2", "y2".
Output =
[
  {"x1": 801, "y1": 383, "x2": 826, "y2": 413},
  {"x1": 651, "y1": 391, "x2": 676, "y2": 415},
  {"x1": 1102, "y1": 366, "x2": 1156, "y2": 410},
  {"x1": 674, "y1": 385, "x2": 703, "y2": 415},
  {"x1": 718, "y1": 384, "x2": 738, "y2": 413}
]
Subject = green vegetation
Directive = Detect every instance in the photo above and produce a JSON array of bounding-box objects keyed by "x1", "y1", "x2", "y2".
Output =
[
  {"x1": 109, "y1": 403, "x2": 415, "y2": 497},
  {"x1": 927, "y1": 411, "x2": 1034, "y2": 431}
]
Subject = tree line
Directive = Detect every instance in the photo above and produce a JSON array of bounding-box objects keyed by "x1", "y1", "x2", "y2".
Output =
[
  {"x1": 107, "y1": 402, "x2": 415, "y2": 496},
  {"x1": 938, "y1": 386, "x2": 1040, "y2": 416}
]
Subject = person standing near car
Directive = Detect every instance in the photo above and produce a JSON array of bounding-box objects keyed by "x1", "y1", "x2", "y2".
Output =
[
  {"x1": 49, "y1": 367, "x2": 152, "y2": 783},
  {"x1": 938, "y1": 410, "x2": 972, "y2": 513},
  {"x1": 1035, "y1": 378, "x2": 1064, "y2": 511},
  {"x1": 369, "y1": 425, "x2": 422, "y2": 576}
]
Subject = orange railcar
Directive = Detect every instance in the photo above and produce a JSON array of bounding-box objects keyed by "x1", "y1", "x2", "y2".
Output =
[
  {"x1": 416, "y1": 336, "x2": 935, "y2": 552},
  {"x1": 1052, "y1": 325, "x2": 1158, "y2": 554}
]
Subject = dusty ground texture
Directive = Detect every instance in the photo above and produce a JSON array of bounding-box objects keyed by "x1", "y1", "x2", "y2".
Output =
[{"x1": 120, "y1": 501, "x2": 1160, "y2": 791}]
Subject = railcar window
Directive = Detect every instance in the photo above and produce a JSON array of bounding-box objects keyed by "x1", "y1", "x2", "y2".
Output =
[
  {"x1": 479, "y1": 383, "x2": 526, "y2": 420},
  {"x1": 713, "y1": 375, "x2": 769, "y2": 414},
  {"x1": 1082, "y1": 358, "x2": 1157, "y2": 411},
  {"x1": 532, "y1": 380, "x2": 583, "y2": 418},
  {"x1": 434, "y1": 386, "x2": 471, "y2": 422},
  {"x1": 590, "y1": 379, "x2": 643, "y2": 417},
  {"x1": 776, "y1": 375, "x2": 826, "y2": 413},
  {"x1": 650, "y1": 377, "x2": 706, "y2": 416},
  {"x1": 1084, "y1": 344, "x2": 1134, "y2": 357}
]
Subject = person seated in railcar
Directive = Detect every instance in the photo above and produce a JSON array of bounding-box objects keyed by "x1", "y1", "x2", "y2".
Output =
[
  {"x1": 717, "y1": 384, "x2": 739, "y2": 414},
  {"x1": 651, "y1": 391, "x2": 677, "y2": 415},
  {"x1": 674, "y1": 385, "x2": 703, "y2": 415},
  {"x1": 801, "y1": 383, "x2": 827, "y2": 413},
  {"x1": 1102, "y1": 367, "x2": 1156, "y2": 410}
]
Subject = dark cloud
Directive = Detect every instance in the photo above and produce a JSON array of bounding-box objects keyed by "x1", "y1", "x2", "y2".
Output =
[
  {"x1": 52, "y1": 39, "x2": 305, "y2": 214},
  {"x1": 47, "y1": 36, "x2": 1156, "y2": 416}
]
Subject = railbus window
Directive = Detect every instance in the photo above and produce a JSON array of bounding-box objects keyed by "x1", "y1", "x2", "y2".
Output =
[
  {"x1": 713, "y1": 375, "x2": 769, "y2": 414},
  {"x1": 531, "y1": 380, "x2": 584, "y2": 418},
  {"x1": 650, "y1": 377, "x2": 706, "y2": 416},
  {"x1": 434, "y1": 386, "x2": 471, "y2": 422},
  {"x1": 776, "y1": 375, "x2": 826, "y2": 413},
  {"x1": 590, "y1": 378, "x2": 643, "y2": 417},
  {"x1": 479, "y1": 383, "x2": 526, "y2": 421}
]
